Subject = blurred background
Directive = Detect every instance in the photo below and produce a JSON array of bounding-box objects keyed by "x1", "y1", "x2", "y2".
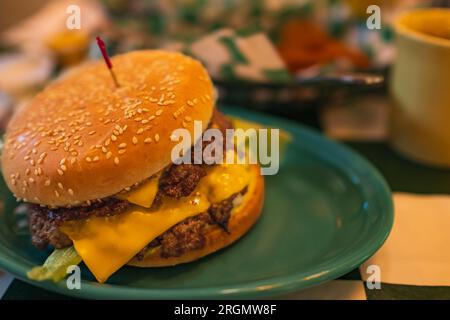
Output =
[{"x1": 0, "y1": 0, "x2": 448, "y2": 139}]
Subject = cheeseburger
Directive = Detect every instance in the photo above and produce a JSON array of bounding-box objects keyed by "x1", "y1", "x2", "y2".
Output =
[{"x1": 1, "y1": 50, "x2": 264, "y2": 283}]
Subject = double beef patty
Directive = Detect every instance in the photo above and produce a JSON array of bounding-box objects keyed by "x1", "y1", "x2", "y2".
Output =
[{"x1": 28, "y1": 110, "x2": 240, "y2": 257}]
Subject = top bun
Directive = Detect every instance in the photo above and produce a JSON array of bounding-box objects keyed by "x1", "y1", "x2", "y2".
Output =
[{"x1": 2, "y1": 50, "x2": 214, "y2": 206}]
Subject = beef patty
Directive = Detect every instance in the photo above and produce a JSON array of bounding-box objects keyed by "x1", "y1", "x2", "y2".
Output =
[
  {"x1": 157, "y1": 109, "x2": 232, "y2": 199},
  {"x1": 136, "y1": 186, "x2": 248, "y2": 260},
  {"x1": 29, "y1": 198, "x2": 130, "y2": 249}
]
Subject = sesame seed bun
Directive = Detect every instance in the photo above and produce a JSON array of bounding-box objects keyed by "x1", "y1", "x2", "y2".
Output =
[
  {"x1": 128, "y1": 164, "x2": 264, "y2": 267},
  {"x1": 1, "y1": 50, "x2": 214, "y2": 206}
]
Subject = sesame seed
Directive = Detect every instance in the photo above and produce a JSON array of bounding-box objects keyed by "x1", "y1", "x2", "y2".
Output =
[
  {"x1": 144, "y1": 138, "x2": 152, "y2": 143},
  {"x1": 137, "y1": 128, "x2": 144, "y2": 135},
  {"x1": 57, "y1": 169, "x2": 64, "y2": 176},
  {"x1": 187, "y1": 100, "x2": 194, "y2": 107},
  {"x1": 24, "y1": 155, "x2": 30, "y2": 160},
  {"x1": 60, "y1": 158, "x2": 66, "y2": 165},
  {"x1": 29, "y1": 177, "x2": 34, "y2": 183},
  {"x1": 54, "y1": 190, "x2": 60, "y2": 197},
  {"x1": 132, "y1": 136, "x2": 138, "y2": 145},
  {"x1": 58, "y1": 182, "x2": 63, "y2": 190},
  {"x1": 93, "y1": 156, "x2": 99, "y2": 162},
  {"x1": 61, "y1": 165, "x2": 67, "y2": 171},
  {"x1": 68, "y1": 189, "x2": 74, "y2": 196},
  {"x1": 118, "y1": 143, "x2": 127, "y2": 149},
  {"x1": 141, "y1": 119, "x2": 149, "y2": 124},
  {"x1": 30, "y1": 160, "x2": 35, "y2": 166},
  {"x1": 85, "y1": 157, "x2": 92, "y2": 163},
  {"x1": 184, "y1": 116, "x2": 192, "y2": 122},
  {"x1": 45, "y1": 180, "x2": 51, "y2": 186},
  {"x1": 114, "y1": 157, "x2": 120, "y2": 165},
  {"x1": 70, "y1": 158, "x2": 76, "y2": 165},
  {"x1": 111, "y1": 135, "x2": 117, "y2": 141},
  {"x1": 102, "y1": 146, "x2": 107, "y2": 153},
  {"x1": 106, "y1": 151, "x2": 112, "y2": 159},
  {"x1": 118, "y1": 149, "x2": 126, "y2": 155},
  {"x1": 155, "y1": 109, "x2": 163, "y2": 116}
]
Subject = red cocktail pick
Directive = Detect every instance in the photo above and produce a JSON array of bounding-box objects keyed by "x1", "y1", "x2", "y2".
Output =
[{"x1": 96, "y1": 36, "x2": 119, "y2": 88}]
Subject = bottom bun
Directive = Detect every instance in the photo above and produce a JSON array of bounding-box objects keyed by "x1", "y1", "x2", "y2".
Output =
[{"x1": 128, "y1": 164, "x2": 264, "y2": 267}]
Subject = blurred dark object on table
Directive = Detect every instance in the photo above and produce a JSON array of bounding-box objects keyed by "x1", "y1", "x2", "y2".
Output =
[
  {"x1": 214, "y1": 70, "x2": 386, "y2": 121},
  {"x1": 431, "y1": 0, "x2": 450, "y2": 7}
]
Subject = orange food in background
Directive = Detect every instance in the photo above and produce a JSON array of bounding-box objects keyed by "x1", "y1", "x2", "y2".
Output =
[
  {"x1": 46, "y1": 30, "x2": 90, "y2": 67},
  {"x1": 277, "y1": 20, "x2": 371, "y2": 73}
]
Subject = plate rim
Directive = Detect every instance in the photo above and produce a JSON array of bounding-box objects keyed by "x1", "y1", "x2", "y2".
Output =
[{"x1": 0, "y1": 106, "x2": 394, "y2": 299}]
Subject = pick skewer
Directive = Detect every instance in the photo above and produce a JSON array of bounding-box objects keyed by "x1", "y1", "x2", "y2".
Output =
[{"x1": 96, "y1": 36, "x2": 120, "y2": 88}]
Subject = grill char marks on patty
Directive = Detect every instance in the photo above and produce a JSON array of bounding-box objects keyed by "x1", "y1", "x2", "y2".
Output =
[
  {"x1": 159, "y1": 213, "x2": 212, "y2": 258},
  {"x1": 136, "y1": 187, "x2": 248, "y2": 260},
  {"x1": 158, "y1": 164, "x2": 207, "y2": 198}
]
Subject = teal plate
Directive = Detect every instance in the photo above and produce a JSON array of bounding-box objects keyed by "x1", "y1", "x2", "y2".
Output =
[{"x1": 0, "y1": 106, "x2": 393, "y2": 299}]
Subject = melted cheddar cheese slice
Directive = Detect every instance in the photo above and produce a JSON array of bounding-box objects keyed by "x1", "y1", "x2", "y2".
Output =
[
  {"x1": 60, "y1": 162, "x2": 251, "y2": 283},
  {"x1": 60, "y1": 192, "x2": 210, "y2": 283}
]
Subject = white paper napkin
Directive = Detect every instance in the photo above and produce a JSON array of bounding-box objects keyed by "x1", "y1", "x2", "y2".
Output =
[{"x1": 361, "y1": 193, "x2": 450, "y2": 286}]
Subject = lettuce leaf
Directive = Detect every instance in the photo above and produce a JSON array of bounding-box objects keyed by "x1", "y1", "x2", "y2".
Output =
[{"x1": 27, "y1": 246, "x2": 82, "y2": 282}]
